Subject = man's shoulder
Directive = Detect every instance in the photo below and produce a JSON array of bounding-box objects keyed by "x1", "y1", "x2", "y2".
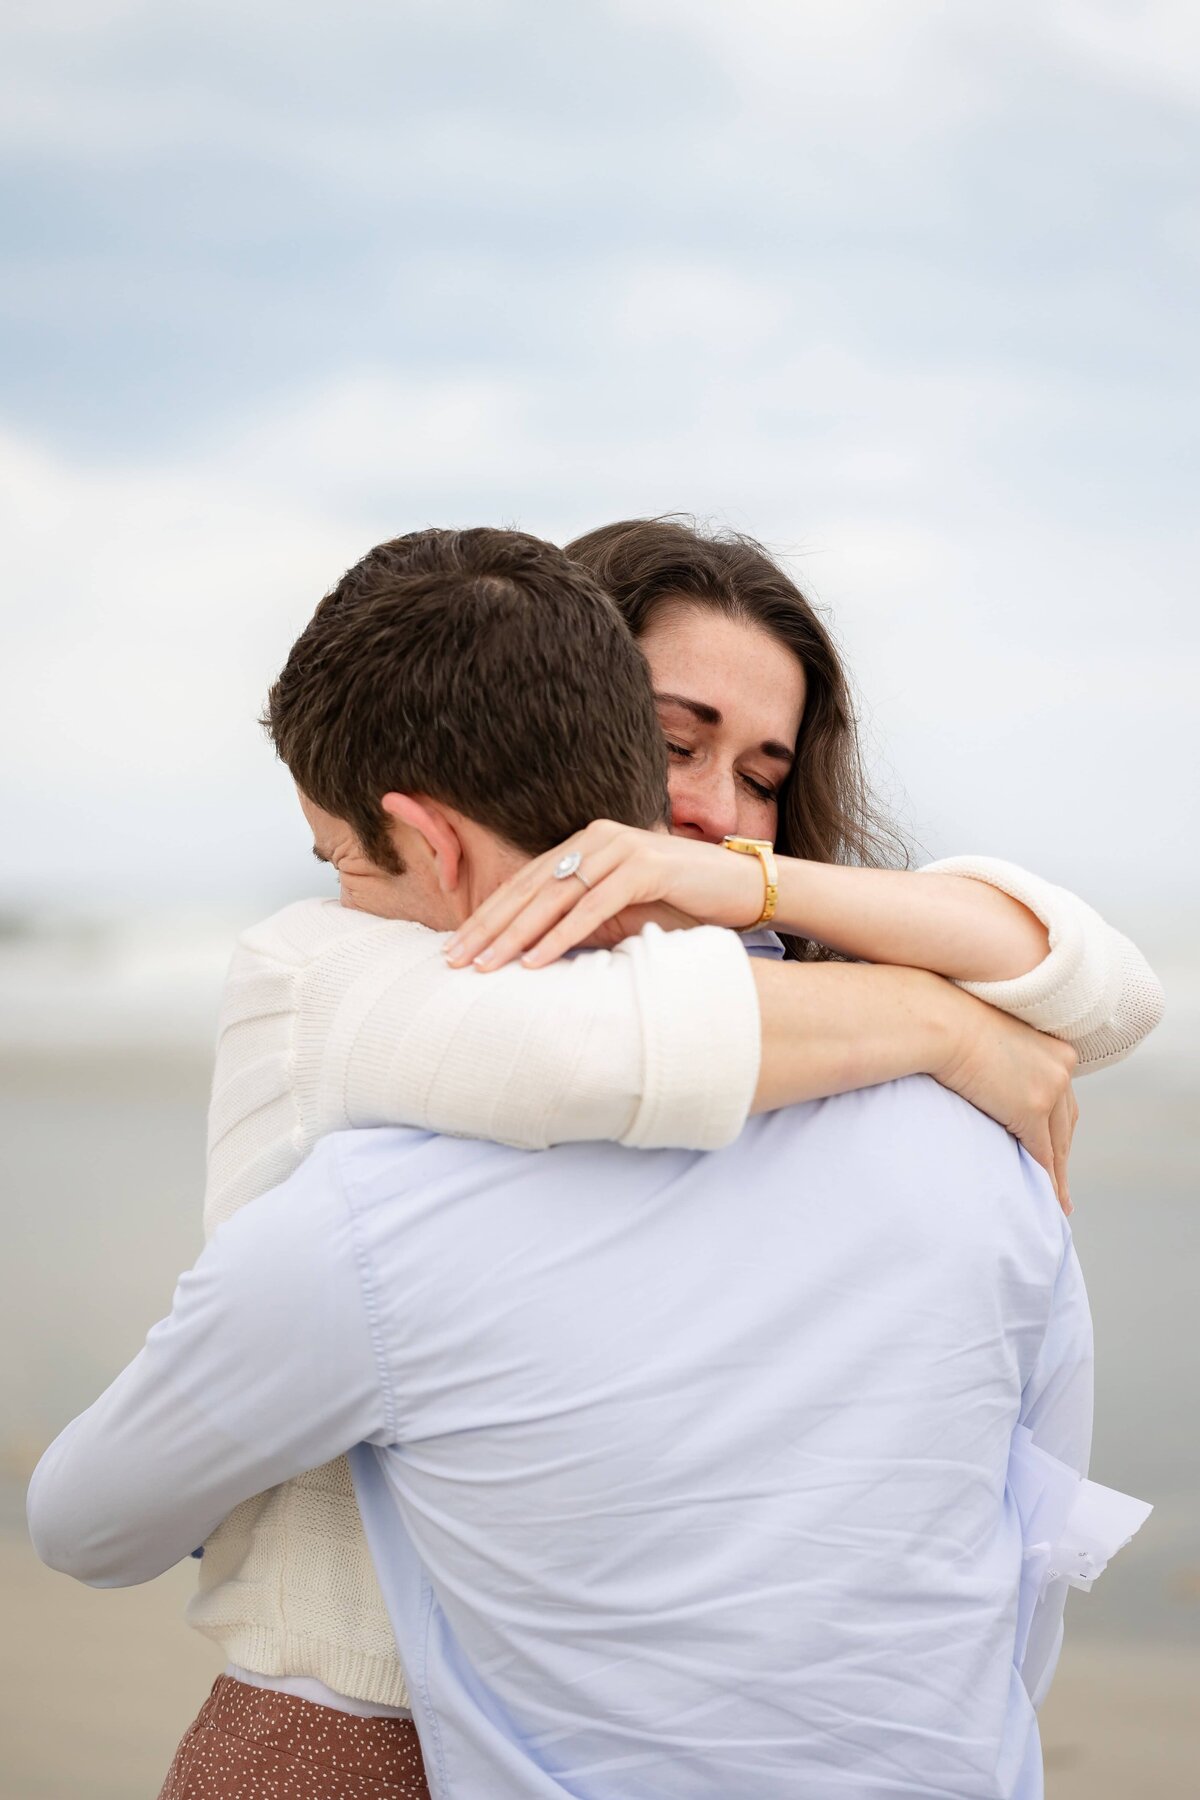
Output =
[
  {"x1": 786, "y1": 1070, "x2": 1006, "y2": 1146},
  {"x1": 746, "y1": 1072, "x2": 1066, "y2": 1245},
  {"x1": 234, "y1": 897, "x2": 439, "y2": 970},
  {"x1": 214, "y1": 901, "x2": 439, "y2": 1046},
  {"x1": 752, "y1": 1071, "x2": 989, "y2": 1142},
  {"x1": 306, "y1": 1126, "x2": 524, "y2": 1244},
  {"x1": 323, "y1": 1123, "x2": 521, "y2": 1186},
  {"x1": 204, "y1": 1131, "x2": 373, "y2": 1307}
]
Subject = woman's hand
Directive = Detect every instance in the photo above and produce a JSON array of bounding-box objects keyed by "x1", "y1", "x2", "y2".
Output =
[
  {"x1": 444, "y1": 821, "x2": 763, "y2": 970},
  {"x1": 932, "y1": 988, "x2": 1080, "y2": 1213},
  {"x1": 447, "y1": 823, "x2": 1082, "y2": 1215},
  {"x1": 749, "y1": 960, "x2": 1081, "y2": 1217}
]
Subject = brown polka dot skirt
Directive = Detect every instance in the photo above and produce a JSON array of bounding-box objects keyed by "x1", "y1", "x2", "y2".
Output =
[{"x1": 158, "y1": 1675, "x2": 431, "y2": 1799}]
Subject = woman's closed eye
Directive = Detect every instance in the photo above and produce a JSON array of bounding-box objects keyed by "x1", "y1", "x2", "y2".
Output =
[
  {"x1": 739, "y1": 771, "x2": 777, "y2": 803},
  {"x1": 667, "y1": 738, "x2": 776, "y2": 802}
]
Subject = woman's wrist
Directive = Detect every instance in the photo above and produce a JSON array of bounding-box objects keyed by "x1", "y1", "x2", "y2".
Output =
[
  {"x1": 917, "y1": 974, "x2": 980, "y2": 1084},
  {"x1": 714, "y1": 838, "x2": 779, "y2": 930},
  {"x1": 764, "y1": 859, "x2": 1052, "y2": 982},
  {"x1": 769, "y1": 856, "x2": 821, "y2": 940}
]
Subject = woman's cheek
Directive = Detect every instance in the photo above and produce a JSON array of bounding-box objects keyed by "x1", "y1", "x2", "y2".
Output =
[{"x1": 744, "y1": 794, "x2": 780, "y2": 846}]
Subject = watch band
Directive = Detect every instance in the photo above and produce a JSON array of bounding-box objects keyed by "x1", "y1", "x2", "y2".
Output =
[{"x1": 720, "y1": 835, "x2": 779, "y2": 928}]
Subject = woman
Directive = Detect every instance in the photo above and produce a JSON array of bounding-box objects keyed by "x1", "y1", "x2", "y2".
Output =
[
  {"x1": 171, "y1": 520, "x2": 1161, "y2": 1797},
  {"x1": 452, "y1": 517, "x2": 1160, "y2": 1109}
]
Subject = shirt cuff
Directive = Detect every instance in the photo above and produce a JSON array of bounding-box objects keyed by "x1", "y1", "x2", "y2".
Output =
[{"x1": 617, "y1": 925, "x2": 761, "y2": 1151}]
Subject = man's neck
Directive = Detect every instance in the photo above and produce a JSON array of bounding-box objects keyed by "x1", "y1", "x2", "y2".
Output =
[
  {"x1": 342, "y1": 825, "x2": 530, "y2": 932},
  {"x1": 453, "y1": 838, "x2": 528, "y2": 925}
]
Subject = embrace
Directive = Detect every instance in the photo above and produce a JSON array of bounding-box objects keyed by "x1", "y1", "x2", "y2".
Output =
[{"x1": 30, "y1": 520, "x2": 1160, "y2": 1798}]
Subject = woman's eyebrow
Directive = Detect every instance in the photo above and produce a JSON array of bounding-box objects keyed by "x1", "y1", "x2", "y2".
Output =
[
  {"x1": 655, "y1": 691, "x2": 795, "y2": 766},
  {"x1": 653, "y1": 690, "x2": 722, "y2": 727},
  {"x1": 759, "y1": 740, "x2": 795, "y2": 767}
]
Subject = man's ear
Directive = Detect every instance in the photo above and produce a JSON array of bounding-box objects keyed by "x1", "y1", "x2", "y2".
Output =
[{"x1": 380, "y1": 794, "x2": 465, "y2": 894}]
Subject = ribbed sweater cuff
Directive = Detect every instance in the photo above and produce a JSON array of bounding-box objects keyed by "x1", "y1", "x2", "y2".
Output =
[
  {"x1": 917, "y1": 856, "x2": 1093, "y2": 1022},
  {"x1": 619, "y1": 925, "x2": 761, "y2": 1150}
]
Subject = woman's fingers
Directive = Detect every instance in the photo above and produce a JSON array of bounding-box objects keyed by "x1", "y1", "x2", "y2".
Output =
[
  {"x1": 517, "y1": 870, "x2": 652, "y2": 967},
  {"x1": 446, "y1": 822, "x2": 627, "y2": 967},
  {"x1": 517, "y1": 877, "x2": 668, "y2": 968},
  {"x1": 1050, "y1": 1085, "x2": 1079, "y2": 1218},
  {"x1": 1017, "y1": 1121, "x2": 1059, "y2": 1201},
  {"x1": 469, "y1": 871, "x2": 591, "y2": 970},
  {"x1": 444, "y1": 842, "x2": 582, "y2": 967},
  {"x1": 485, "y1": 865, "x2": 637, "y2": 970},
  {"x1": 451, "y1": 836, "x2": 636, "y2": 971},
  {"x1": 448, "y1": 823, "x2": 760, "y2": 970},
  {"x1": 443, "y1": 850, "x2": 560, "y2": 965},
  {"x1": 1028, "y1": 1089, "x2": 1076, "y2": 1218}
]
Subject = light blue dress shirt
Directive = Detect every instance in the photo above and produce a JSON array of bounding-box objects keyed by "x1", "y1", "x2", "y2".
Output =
[{"x1": 31, "y1": 1076, "x2": 1103, "y2": 1799}]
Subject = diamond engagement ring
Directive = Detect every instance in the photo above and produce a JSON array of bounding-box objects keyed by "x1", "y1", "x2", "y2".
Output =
[{"x1": 553, "y1": 851, "x2": 591, "y2": 889}]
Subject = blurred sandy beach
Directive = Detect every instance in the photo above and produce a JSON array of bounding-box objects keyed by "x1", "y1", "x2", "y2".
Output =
[{"x1": 3, "y1": 919, "x2": 1198, "y2": 1796}]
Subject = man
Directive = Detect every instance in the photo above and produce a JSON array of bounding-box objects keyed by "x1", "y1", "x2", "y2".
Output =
[{"x1": 29, "y1": 529, "x2": 1146, "y2": 1797}]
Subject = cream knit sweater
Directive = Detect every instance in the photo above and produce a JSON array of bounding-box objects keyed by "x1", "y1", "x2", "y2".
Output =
[{"x1": 187, "y1": 859, "x2": 1164, "y2": 1706}]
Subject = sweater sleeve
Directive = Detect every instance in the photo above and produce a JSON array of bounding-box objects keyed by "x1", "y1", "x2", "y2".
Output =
[
  {"x1": 918, "y1": 857, "x2": 1165, "y2": 1073},
  {"x1": 205, "y1": 902, "x2": 759, "y2": 1235}
]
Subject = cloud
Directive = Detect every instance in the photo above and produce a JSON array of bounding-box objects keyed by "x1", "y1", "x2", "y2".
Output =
[
  {"x1": 1044, "y1": 0, "x2": 1200, "y2": 105},
  {"x1": 627, "y1": 0, "x2": 1200, "y2": 112},
  {"x1": 1, "y1": 323, "x2": 1195, "y2": 914},
  {"x1": 0, "y1": 424, "x2": 354, "y2": 907},
  {"x1": 3, "y1": 2, "x2": 1195, "y2": 450},
  {"x1": 0, "y1": 3, "x2": 1195, "y2": 912}
]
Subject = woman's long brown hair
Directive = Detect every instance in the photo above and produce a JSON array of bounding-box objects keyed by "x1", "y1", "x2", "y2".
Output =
[{"x1": 566, "y1": 516, "x2": 908, "y2": 960}]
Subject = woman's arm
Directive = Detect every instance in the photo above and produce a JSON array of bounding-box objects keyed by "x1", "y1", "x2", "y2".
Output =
[
  {"x1": 763, "y1": 857, "x2": 1051, "y2": 981},
  {"x1": 446, "y1": 826, "x2": 1164, "y2": 1072},
  {"x1": 206, "y1": 896, "x2": 1079, "y2": 1245},
  {"x1": 204, "y1": 900, "x2": 761, "y2": 1234},
  {"x1": 749, "y1": 958, "x2": 1079, "y2": 1207},
  {"x1": 730, "y1": 850, "x2": 1164, "y2": 1072},
  {"x1": 916, "y1": 856, "x2": 1165, "y2": 1071}
]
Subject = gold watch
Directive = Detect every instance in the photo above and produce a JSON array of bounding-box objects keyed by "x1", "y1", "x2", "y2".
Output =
[{"x1": 721, "y1": 835, "x2": 779, "y2": 928}]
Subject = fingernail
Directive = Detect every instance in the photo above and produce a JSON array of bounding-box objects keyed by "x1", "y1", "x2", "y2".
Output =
[
  {"x1": 473, "y1": 949, "x2": 498, "y2": 970},
  {"x1": 443, "y1": 935, "x2": 461, "y2": 959}
]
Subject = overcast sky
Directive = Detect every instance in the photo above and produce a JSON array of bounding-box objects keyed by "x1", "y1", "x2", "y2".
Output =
[{"x1": 2, "y1": 0, "x2": 1197, "y2": 921}]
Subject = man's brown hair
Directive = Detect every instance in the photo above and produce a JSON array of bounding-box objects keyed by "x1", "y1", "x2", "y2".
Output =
[{"x1": 264, "y1": 527, "x2": 669, "y2": 869}]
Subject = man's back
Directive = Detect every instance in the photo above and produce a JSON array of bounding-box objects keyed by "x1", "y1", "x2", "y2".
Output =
[{"x1": 340, "y1": 1074, "x2": 1083, "y2": 1798}]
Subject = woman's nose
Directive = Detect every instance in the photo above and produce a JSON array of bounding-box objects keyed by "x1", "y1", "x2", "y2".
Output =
[{"x1": 668, "y1": 767, "x2": 740, "y2": 845}]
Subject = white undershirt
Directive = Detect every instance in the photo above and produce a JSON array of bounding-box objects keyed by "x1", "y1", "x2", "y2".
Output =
[{"x1": 226, "y1": 1662, "x2": 412, "y2": 1720}]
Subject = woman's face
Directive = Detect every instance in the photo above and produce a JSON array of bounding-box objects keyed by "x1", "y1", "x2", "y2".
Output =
[{"x1": 637, "y1": 602, "x2": 806, "y2": 847}]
